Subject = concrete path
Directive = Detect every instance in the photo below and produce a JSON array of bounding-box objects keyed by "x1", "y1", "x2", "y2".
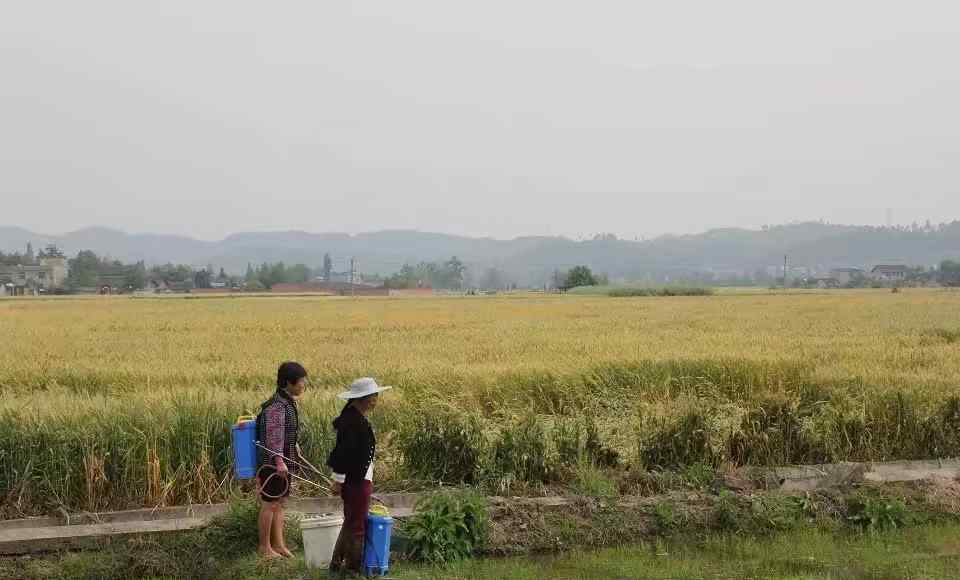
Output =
[
  {"x1": 0, "y1": 494, "x2": 418, "y2": 556},
  {"x1": 774, "y1": 458, "x2": 960, "y2": 491}
]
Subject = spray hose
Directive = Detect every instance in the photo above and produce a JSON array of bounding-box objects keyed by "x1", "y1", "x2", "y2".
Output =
[
  {"x1": 254, "y1": 442, "x2": 332, "y2": 500},
  {"x1": 253, "y1": 441, "x2": 387, "y2": 505}
]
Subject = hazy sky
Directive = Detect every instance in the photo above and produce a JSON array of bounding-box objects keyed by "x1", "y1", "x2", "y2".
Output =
[{"x1": 2, "y1": 1, "x2": 958, "y2": 241}]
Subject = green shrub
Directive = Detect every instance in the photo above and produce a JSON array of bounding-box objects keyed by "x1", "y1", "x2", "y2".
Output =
[
  {"x1": 403, "y1": 490, "x2": 489, "y2": 565},
  {"x1": 748, "y1": 495, "x2": 803, "y2": 532},
  {"x1": 652, "y1": 501, "x2": 682, "y2": 533},
  {"x1": 399, "y1": 411, "x2": 487, "y2": 484},
  {"x1": 847, "y1": 494, "x2": 908, "y2": 533},
  {"x1": 682, "y1": 463, "x2": 716, "y2": 489},
  {"x1": 712, "y1": 490, "x2": 742, "y2": 532},
  {"x1": 493, "y1": 416, "x2": 555, "y2": 485}
]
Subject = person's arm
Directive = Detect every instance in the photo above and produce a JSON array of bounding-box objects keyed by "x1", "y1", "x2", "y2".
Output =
[{"x1": 264, "y1": 403, "x2": 288, "y2": 475}]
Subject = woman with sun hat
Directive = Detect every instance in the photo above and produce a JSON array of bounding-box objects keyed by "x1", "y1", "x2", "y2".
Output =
[{"x1": 326, "y1": 377, "x2": 392, "y2": 575}]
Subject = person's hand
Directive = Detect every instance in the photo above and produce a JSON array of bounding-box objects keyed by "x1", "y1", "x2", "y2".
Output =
[
  {"x1": 276, "y1": 459, "x2": 289, "y2": 478},
  {"x1": 331, "y1": 481, "x2": 342, "y2": 495}
]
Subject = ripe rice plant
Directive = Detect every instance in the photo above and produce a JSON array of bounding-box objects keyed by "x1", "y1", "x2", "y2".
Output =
[{"x1": 1, "y1": 290, "x2": 960, "y2": 515}]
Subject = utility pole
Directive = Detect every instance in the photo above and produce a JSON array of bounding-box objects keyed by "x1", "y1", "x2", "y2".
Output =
[
  {"x1": 350, "y1": 258, "x2": 356, "y2": 298},
  {"x1": 783, "y1": 255, "x2": 788, "y2": 291}
]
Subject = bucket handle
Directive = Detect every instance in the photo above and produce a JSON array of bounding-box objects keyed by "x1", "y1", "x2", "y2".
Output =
[{"x1": 236, "y1": 415, "x2": 256, "y2": 424}]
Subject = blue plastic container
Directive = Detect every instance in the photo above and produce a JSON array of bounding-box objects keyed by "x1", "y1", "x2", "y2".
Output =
[
  {"x1": 363, "y1": 514, "x2": 393, "y2": 576},
  {"x1": 231, "y1": 417, "x2": 257, "y2": 480}
]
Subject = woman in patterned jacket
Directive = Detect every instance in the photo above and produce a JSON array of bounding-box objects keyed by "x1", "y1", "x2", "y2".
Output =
[{"x1": 255, "y1": 361, "x2": 308, "y2": 559}]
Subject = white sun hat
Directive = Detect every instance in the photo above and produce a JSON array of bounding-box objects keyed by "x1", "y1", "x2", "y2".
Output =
[{"x1": 337, "y1": 377, "x2": 393, "y2": 400}]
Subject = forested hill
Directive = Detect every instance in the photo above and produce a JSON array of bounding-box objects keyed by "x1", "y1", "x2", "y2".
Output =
[{"x1": 2, "y1": 221, "x2": 959, "y2": 285}]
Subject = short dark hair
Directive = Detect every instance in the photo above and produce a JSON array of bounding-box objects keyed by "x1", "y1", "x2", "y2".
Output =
[{"x1": 277, "y1": 361, "x2": 308, "y2": 391}]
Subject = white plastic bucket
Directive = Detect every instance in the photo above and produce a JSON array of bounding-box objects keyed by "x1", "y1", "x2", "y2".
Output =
[{"x1": 300, "y1": 513, "x2": 344, "y2": 569}]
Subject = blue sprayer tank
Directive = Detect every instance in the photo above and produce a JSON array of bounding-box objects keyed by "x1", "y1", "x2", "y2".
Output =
[
  {"x1": 364, "y1": 513, "x2": 394, "y2": 577},
  {"x1": 231, "y1": 416, "x2": 257, "y2": 479}
]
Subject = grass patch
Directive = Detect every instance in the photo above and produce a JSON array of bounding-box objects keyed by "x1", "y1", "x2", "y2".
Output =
[{"x1": 608, "y1": 286, "x2": 715, "y2": 297}]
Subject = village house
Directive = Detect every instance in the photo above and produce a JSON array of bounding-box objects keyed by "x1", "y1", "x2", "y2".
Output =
[
  {"x1": 0, "y1": 244, "x2": 68, "y2": 296},
  {"x1": 870, "y1": 264, "x2": 909, "y2": 282}
]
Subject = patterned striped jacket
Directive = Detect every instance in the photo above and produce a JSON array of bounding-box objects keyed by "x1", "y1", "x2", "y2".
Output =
[{"x1": 255, "y1": 390, "x2": 299, "y2": 469}]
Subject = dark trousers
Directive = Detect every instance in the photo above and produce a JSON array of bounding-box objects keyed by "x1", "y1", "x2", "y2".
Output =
[{"x1": 330, "y1": 480, "x2": 372, "y2": 573}]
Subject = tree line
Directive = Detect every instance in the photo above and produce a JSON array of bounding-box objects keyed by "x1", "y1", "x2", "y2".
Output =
[{"x1": 384, "y1": 257, "x2": 466, "y2": 290}]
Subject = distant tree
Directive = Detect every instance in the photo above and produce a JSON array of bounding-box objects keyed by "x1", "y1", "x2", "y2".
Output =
[
  {"x1": 566, "y1": 265, "x2": 597, "y2": 288},
  {"x1": 322, "y1": 253, "x2": 333, "y2": 281},
  {"x1": 194, "y1": 268, "x2": 212, "y2": 289},
  {"x1": 269, "y1": 262, "x2": 287, "y2": 287},
  {"x1": 218, "y1": 268, "x2": 228, "y2": 281},
  {"x1": 67, "y1": 250, "x2": 102, "y2": 289},
  {"x1": 286, "y1": 264, "x2": 312, "y2": 284},
  {"x1": 245, "y1": 263, "x2": 256, "y2": 283},
  {"x1": 126, "y1": 261, "x2": 147, "y2": 290},
  {"x1": 443, "y1": 256, "x2": 466, "y2": 289},
  {"x1": 150, "y1": 263, "x2": 195, "y2": 286},
  {"x1": 386, "y1": 261, "x2": 465, "y2": 289},
  {"x1": 940, "y1": 260, "x2": 960, "y2": 286},
  {"x1": 385, "y1": 264, "x2": 415, "y2": 289}
]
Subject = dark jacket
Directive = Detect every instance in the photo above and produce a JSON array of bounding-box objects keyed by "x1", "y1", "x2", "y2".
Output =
[
  {"x1": 326, "y1": 404, "x2": 375, "y2": 485},
  {"x1": 256, "y1": 390, "x2": 299, "y2": 469}
]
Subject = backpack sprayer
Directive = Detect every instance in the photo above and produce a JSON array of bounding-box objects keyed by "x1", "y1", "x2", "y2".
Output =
[{"x1": 232, "y1": 416, "x2": 332, "y2": 499}]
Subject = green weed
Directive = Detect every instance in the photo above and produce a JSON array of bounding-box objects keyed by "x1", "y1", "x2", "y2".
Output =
[{"x1": 402, "y1": 490, "x2": 490, "y2": 565}]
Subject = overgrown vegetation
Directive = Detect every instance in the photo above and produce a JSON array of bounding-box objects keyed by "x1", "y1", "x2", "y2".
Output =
[
  {"x1": 401, "y1": 490, "x2": 490, "y2": 565},
  {"x1": 400, "y1": 411, "x2": 487, "y2": 484}
]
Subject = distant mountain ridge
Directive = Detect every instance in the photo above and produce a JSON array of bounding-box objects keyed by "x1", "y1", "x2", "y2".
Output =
[{"x1": 2, "y1": 222, "x2": 959, "y2": 285}]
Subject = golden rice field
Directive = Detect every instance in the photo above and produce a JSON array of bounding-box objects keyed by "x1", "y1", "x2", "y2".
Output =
[{"x1": 2, "y1": 289, "x2": 960, "y2": 516}]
